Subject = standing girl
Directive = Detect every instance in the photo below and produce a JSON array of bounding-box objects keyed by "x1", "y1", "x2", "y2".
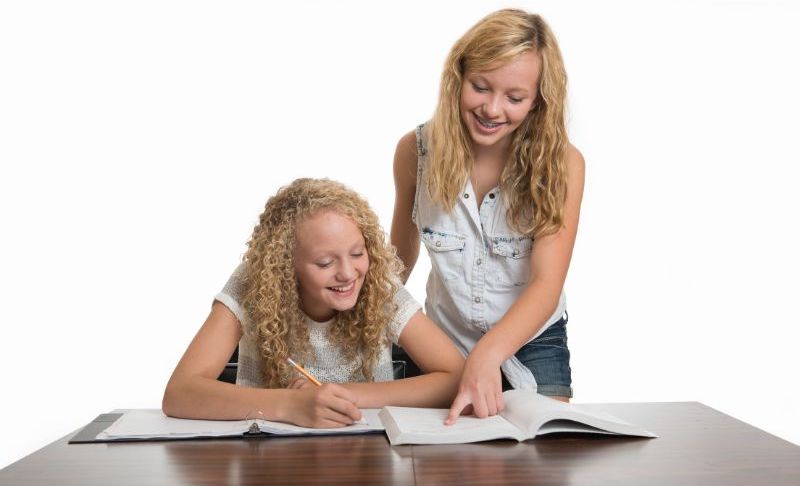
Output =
[
  {"x1": 164, "y1": 178, "x2": 463, "y2": 428},
  {"x1": 391, "y1": 9, "x2": 585, "y2": 423}
]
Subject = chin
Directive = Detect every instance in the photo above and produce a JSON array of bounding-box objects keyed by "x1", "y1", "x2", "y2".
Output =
[{"x1": 333, "y1": 299, "x2": 358, "y2": 313}]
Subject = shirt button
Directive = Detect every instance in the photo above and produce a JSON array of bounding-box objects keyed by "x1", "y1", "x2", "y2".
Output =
[
  {"x1": 474, "y1": 296, "x2": 481, "y2": 303},
  {"x1": 512, "y1": 249, "x2": 519, "y2": 257},
  {"x1": 476, "y1": 258, "x2": 482, "y2": 265},
  {"x1": 464, "y1": 193, "x2": 469, "y2": 199},
  {"x1": 435, "y1": 241, "x2": 442, "y2": 247},
  {"x1": 489, "y1": 193, "x2": 496, "y2": 199}
]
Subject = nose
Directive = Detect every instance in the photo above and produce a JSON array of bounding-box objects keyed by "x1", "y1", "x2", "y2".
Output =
[
  {"x1": 482, "y1": 95, "x2": 501, "y2": 118},
  {"x1": 336, "y1": 259, "x2": 356, "y2": 281}
]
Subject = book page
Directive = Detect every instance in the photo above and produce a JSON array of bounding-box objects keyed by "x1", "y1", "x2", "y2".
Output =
[
  {"x1": 98, "y1": 409, "x2": 249, "y2": 439},
  {"x1": 256, "y1": 408, "x2": 384, "y2": 435},
  {"x1": 98, "y1": 408, "x2": 385, "y2": 440},
  {"x1": 380, "y1": 407, "x2": 524, "y2": 445},
  {"x1": 501, "y1": 390, "x2": 657, "y2": 438},
  {"x1": 499, "y1": 390, "x2": 562, "y2": 433}
]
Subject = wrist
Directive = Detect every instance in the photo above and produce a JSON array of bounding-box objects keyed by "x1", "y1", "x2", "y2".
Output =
[
  {"x1": 469, "y1": 339, "x2": 506, "y2": 368},
  {"x1": 269, "y1": 388, "x2": 293, "y2": 423}
]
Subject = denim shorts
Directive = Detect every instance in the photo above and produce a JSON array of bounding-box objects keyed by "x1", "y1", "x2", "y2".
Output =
[
  {"x1": 501, "y1": 312, "x2": 573, "y2": 398},
  {"x1": 392, "y1": 313, "x2": 573, "y2": 397}
]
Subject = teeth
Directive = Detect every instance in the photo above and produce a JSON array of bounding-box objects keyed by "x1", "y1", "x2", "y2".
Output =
[
  {"x1": 477, "y1": 116, "x2": 501, "y2": 128},
  {"x1": 330, "y1": 282, "x2": 354, "y2": 292}
]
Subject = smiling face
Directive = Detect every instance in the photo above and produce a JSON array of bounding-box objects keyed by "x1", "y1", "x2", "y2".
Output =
[
  {"x1": 459, "y1": 50, "x2": 542, "y2": 151},
  {"x1": 293, "y1": 210, "x2": 369, "y2": 322}
]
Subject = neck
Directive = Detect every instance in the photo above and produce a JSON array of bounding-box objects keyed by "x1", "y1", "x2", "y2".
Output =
[
  {"x1": 471, "y1": 137, "x2": 512, "y2": 165},
  {"x1": 299, "y1": 301, "x2": 336, "y2": 323}
]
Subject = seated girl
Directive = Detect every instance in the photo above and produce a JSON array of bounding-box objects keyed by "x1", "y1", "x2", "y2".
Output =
[{"x1": 162, "y1": 178, "x2": 464, "y2": 428}]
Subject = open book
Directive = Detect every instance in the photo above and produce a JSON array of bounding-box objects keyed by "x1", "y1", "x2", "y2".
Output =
[
  {"x1": 379, "y1": 390, "x2": 658, "y2": 445},
  {"x1": 81, "y1": 391, "x2": 655, "y2": 444},
  {"x1": 93, "y1": 409, "x2": 385, "y2": 441}
]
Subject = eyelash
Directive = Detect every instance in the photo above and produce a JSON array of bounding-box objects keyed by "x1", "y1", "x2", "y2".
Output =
[
  {"x1": 472, "y1": 83, "x2": 488, "y2": 93},
  {"x1": 316, "y1": 253, "x2": 364, "y2": 268},
  {"x1": 472, "y1": 83, "x2": 524, "y2": 104}
]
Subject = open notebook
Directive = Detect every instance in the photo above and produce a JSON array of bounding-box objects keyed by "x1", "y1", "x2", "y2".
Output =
[
  {"x1": 93, "y1": 409, "x2": 385, "y2": 441},
  {"x1": 81, "y1": 391, "x2": 656, "y2": 444},
  {"x1": 379, "y1": 390, "x2": 658, "y2": 445}
]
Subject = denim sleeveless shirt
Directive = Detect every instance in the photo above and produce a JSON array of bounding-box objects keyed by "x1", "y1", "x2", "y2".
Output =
[{"x1": 412, "y1": 123, "x2": 567, "y2": 390}]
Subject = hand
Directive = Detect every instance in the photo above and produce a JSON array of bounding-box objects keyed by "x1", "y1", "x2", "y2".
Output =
[
  {"x1": 445, "y1": 350, "x2": 504, "y2": 425},
  {"x1": 286, "y1": 383, "x2": 363, "y2": 428},
  {"x1": 287, "y1": 377, "x2": 315, "y2": 390}
]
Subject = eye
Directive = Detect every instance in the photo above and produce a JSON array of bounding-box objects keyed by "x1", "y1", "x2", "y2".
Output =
[
  {"x1": 316, "y1": 261, "x2": 333, "y2": 269},
  {"x1": 508, "y1": 96, "x2": 524, "y2": 104},
  {"x1": 351, "y1": 251, "x2": 365, "y2": 258},
  {"x1": 471, "y1": 82, "x2": 488, "y2": 93}
]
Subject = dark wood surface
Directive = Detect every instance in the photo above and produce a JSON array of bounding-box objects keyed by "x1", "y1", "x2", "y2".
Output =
[{"x1": 1, "y1": 402, "x2": 798, "y2": 485}]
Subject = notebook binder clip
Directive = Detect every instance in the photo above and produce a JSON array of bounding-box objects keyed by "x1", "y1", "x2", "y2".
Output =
[{"x1": 244, "y1": 410, "x2": 265, "y2": 435}]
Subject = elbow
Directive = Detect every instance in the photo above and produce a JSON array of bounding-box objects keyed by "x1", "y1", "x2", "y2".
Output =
[
  {"x1": 161, "y1": 379, "x2": 184, "y2": 418},
  {"x1": 441, "y1": 355, "x2": 466, "y2": 388},
  {"x1": 525, "y1": 278, "x2": 563, "y2": 317},
  {"x1": 441, "y1": 362, "x2": 465, "y2": 406}
]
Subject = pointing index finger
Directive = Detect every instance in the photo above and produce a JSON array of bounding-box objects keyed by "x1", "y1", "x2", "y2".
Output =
[{"x1": 445, "y1": 392, "x2": 470, "y2": 426}]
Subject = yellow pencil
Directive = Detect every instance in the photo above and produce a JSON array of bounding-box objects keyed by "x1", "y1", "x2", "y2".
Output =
[{"x1": 286, "y1": 357, "x2": 322, "y2": 386}]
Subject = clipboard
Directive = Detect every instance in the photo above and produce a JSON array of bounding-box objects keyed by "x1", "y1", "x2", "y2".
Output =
[{"x1": 69, "y1": 413, "x2": 124, "y2": 444}]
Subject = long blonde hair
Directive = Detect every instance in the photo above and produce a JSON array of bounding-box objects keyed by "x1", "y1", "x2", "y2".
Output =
[
  {"x1": 240, "y1": 178, "x2": 402, "y2": 387},
  {"x1": 428, "y1": 9, "x2": 569, "y2": 238}
]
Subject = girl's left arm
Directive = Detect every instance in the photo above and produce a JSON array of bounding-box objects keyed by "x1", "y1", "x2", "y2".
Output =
[
  {"x1": 339, "y1": 310, "x2": 464, "y2": 408},
  {"x1": 447, "y1": 145, "x2": 586, "y2": 423}
]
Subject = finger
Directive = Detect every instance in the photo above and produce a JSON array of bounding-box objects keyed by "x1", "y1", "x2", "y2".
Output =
[
  {"x1": 322, "y1": 383, "x2": 360, "y2": 407},
  {"x1": 307, "y1": 392, "x2": 361, "y2": 427},
  {"x1": 472, "y1": 392, "x2": 489, "y2": 418},
  {"x1": 445, "y1": 392, "x2": 471, "y2": 425},
  {"x1": 288, "y1": 378, "x2": 308, "y2": 389},
  {"x1": 305, "y1": 407, "x2": 358, "y2": 428},
  {"x1": 496, "y1": 390, "x2": 505, "y2": 413},
  {"x1": 317, "y1": 407, "x2": 360, "y2": 427},
  {"x1": 486, "y1": 391, "x2": 498, "y2": 417},
  {"x1": 324, "y1": 394, "x2": 362, "y2": 422}
]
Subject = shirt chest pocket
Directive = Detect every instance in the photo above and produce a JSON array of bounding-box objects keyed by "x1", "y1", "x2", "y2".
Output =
[
  {"x1": 490, "y1": 235, "x2": 532, "y2": 287},
  {"x1": 421, "y1": 228, "x2": 466, "y2": 281}
]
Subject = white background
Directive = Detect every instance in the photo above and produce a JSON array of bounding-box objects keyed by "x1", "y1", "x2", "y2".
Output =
[{"x1": 1, "y1": 0, "x2": 798, "y2": 469}]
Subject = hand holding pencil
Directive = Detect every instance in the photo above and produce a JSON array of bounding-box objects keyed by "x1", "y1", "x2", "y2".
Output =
[{"x1": 283, "y1": 357, "x2": 364, "y2": 427}]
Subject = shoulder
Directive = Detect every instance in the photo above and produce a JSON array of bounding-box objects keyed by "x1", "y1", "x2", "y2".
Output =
[
  {"x1": 215, "y1": 262, "x2": 248, "y2": 330},
  {"x1": 394, "y1": 130, "x2": 418, "y2": 170},
  {"x1": 386, "y1": 282, "x2": 423, "y2": 343},
  {"x1": 393, "y1": 129, "x2": 419, "y2": 189},
  {"x1": 565, "y1": 143, "x2": 585, "y2": 172},
  {"x1": 565, "y1": 143, "x2": 585, "y2": 185},
  {"x1": 219, "y1": 262, "x2": 246, "y2": 300}
]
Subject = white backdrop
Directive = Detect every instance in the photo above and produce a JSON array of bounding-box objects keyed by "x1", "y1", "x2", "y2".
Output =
[{"x1": 1, "y1": 0, "x2": 798, "y2": 468}]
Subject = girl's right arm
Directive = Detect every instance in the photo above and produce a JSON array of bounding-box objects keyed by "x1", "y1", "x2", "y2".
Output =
[
  {"x1": 162, "y1": 301, "x2": 362, "y2": 428},
  {"x1": 390, "y1": 130, "x2": 421, "y2": 282}
]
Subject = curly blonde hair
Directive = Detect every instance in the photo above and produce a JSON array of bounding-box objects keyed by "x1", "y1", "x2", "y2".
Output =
[
  {"x1": 239, "y1": 178, "x2": 402, "y2": 388},
  {"x1": 428, "y1": 9, "x2": 569, "y2": 238}
]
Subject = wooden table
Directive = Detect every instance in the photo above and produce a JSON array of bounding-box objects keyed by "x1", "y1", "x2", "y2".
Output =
[{"x1": 1, "y1": 402, "x2": 798, "y2": 485}]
